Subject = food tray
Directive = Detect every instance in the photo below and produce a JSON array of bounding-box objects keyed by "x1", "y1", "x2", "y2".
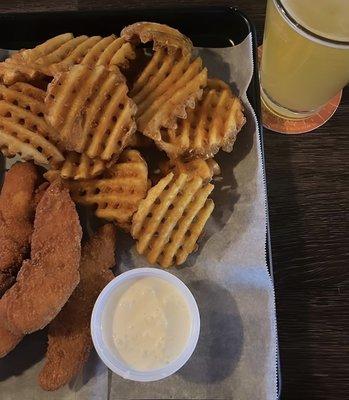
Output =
[{"x1": 0, "y1": 6, "x2": 280, "y2": 399}]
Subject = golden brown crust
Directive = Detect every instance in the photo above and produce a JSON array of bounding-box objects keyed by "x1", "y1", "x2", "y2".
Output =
[
  {"x1": 0, "y1": 271, "x2": 15, "y2": 298},
  {"x1": 33, "y1": 182, "x2": 49, "y2": 208},
  {"x1": 0, "y1": 163, "x2": 40, "y2": 357},
  {"x1": 38, "y1": 224, "x2": 117, "y2": 391},
  {"x1": 0, "y1": 301, "x2": 23, "y2": 357},
  {"x1": 0, "y1": 162, "x2": 39, "y2": 273},
  {"x1": 0, "y1": 180, "x2": 82, "y2": 343}
]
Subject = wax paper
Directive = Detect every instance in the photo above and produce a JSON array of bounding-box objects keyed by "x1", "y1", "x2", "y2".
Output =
[{"x1": 0, "y1": 33, "x2": 277, "y2": 400}]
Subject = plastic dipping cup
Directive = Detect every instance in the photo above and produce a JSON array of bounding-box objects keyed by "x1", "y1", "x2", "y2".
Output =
[{"x1": 91, "y1": 268, "x2": 200, "y2": 382}]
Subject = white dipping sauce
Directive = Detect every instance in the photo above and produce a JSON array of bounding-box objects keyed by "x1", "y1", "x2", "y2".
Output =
[{"x1": 112, "y1": 276, "x2": 191, "y2": 371}]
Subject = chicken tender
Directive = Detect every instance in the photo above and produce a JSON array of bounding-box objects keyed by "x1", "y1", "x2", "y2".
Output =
[
  {"x1": 39, "y1": 224, "x2": 117, "y2": 391},
  {"x1": 0, "y1": 271, "x2": 15, "y2": 298},
  {"x1": 0, "y1": 303, "x2": 23, "y2": 357},
  {"x1": 0, "y1": 180, "x2": 82, "y2": 357},
  {"x1": 0, "y1": 162, "x2": 39, "y2": 273}
]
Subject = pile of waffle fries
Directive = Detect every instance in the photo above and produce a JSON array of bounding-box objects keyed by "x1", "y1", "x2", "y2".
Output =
[{"x1": 0, "y1": 22, "x2": 246, "y2": 268}]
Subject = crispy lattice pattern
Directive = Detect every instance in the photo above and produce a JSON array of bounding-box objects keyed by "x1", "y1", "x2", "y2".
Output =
[
  {"x1": 58, "y1": 152, "x2": 106, "y2": 181},
  {"x1": 131, "y1": 172, "x2": 214, "y2": 267},
  {"x1": 46, "y1": 150, "x2": 149, "y2": 231},
  {"x1": 0, "y1": 82, "x2": 63, "y2": 167},
  {"x1": 45, "y1": 64, "x2": 137, "y2": 161},
  {"x1": 130, "y1": 48, "x2": 207, "y2": 141},
  {"x1": 12, "y1": 82, "x2": 107, "y2": 179},
  {"x1": 156, "y1": 79, "x2": 246, "y2": 159},
  {"x1": 0, "y1": 33, "x2": 135, "y2": 85}
]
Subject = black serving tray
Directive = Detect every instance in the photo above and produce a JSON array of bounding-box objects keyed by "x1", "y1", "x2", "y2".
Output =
[{"x1": 0, "y1": 6, "x2": 280, "y2": 399}]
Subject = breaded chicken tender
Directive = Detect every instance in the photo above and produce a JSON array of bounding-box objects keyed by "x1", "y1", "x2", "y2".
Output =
[
  {"x1": 39, "y1": 224, "x2": 117, "y2": 390},
  {"x1": 0, "y1": 162, "x2": 39, "y2": 274},
  {"x1": 0, "y1": 180, "x2": 82, "y2": 357}
]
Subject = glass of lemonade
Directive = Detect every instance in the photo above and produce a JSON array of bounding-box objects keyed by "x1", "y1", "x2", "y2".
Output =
[{"x1": 260, "y1": 0, "x2": 349, "y2": 121}]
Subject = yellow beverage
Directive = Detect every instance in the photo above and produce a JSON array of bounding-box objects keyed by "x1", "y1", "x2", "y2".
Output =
[{"x1": 260, "y1": 0, "x2": 349, "y2": 118}]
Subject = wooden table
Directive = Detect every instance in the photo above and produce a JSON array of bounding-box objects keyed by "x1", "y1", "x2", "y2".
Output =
[{"x1": 1, "y1": 1, "x2": 348, "y2": 399}]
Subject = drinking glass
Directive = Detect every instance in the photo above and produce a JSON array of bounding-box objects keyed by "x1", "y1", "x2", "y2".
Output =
[{"x1": 260, "y1": 0, "x2": 349, "y2": 131}]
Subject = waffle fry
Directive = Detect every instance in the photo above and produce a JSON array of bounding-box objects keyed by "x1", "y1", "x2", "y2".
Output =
[
  {"x1": 59, "y1": 152, "x2": 106, "y2": 180},
  {"x1": 131, "y1": 172, "x2": 214, "y2": 267},
  {"x1": 121, "y1": 22, "x2": 193, "y2": 56},
  {"x1": 0, "y1": 34, "x2": 136, "y2": 85},
  {"x1": 45, "y1": 64, "x2": 137, "y2": 161},
  {"x1": 14, "y1": 33, "x2": 75, "y2": 63},
  {"x1": 3, "y1": 82, "x2": 104, "y2": 179},
  {"x1": 0, "y1": 34, "x2": 74, "y2": 85},
  {"x1": 46, "y1": 150, "x2": 149, "y2": 230},
  {"x1": 130, "y1": 48, "x2": 207, "y2": 139},
  {"x1": 0, "y1": 56, "x2": 43, "y2": 86},
  {"x1": 45, "y1": 153, "x2": 106, "y2": 181},
  {"x1": 10, "y1": 82, "x2": 46, "y2": 102},
  {"x1": 80, "y1": 35, "x2": 135, "y2": 71},
  {"x1": 160, "y1": 158, "x2": 220, "y2": 184},
  {"x1": 155, "y1": 79, "x2": 246, "y2": 159},
  {"x1": 0, "y1": 83, "x2": 64, "y2": 167}
]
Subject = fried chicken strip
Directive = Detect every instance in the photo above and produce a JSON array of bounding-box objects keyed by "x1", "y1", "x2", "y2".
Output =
[
  {"x1": 0, "y1": 182, "x2": 50, "y2": 299},
  {"x1": 0, "y1": 270, "x2": 16, "y2": 298},
  {"x1": 0, "y1": 162, "x2": 39, "y2": 274},
  {"x1": 39, "y1": 224, "x2": 117, "y2": 391},
  {"x1": 0, "y1": 180, "x2": 82, "y2": 357},
  {"x1": 0, "y1": 302, "x2": 23, "y2": 357}
]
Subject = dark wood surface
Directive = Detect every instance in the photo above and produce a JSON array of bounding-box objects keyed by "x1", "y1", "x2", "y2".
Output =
[{"x1": 0, "y1": 1, "x2": 348, "y2": 399}]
